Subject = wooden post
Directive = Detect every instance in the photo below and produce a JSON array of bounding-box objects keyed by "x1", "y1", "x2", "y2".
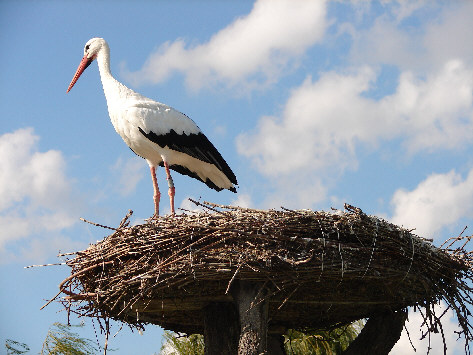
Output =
[
  {"x1": 203, "y1": 302, "x2": 239, "y2": 355},
  {"x1": 231, "y1": 281, "x2": 269, "y2": 355},
  {"x1": 342, "y1": 309, "x2": 408, "y2": 355},
  {"x1": 268, "y1": 334, "x2": 286, "y2": 355}
]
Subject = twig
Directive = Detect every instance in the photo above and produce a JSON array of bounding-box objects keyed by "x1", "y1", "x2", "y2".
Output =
[
  {"x1": 226, "y1": 263, "x2": 243, "y2": 294},
  {"x1": 80, "y1": 217, "x2": 117, "y2": 231},
  {"x1": 25, "y1": 262, "x2": 65, "y2": 268}
]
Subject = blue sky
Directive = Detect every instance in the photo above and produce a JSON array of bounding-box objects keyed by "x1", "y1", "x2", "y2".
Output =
[{"x1": 2, "y1": 1, "x2": 473, "y2": 354}]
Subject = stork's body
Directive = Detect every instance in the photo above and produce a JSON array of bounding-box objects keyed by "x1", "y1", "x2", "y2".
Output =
[{"x1": 67, "y1": 38, "x2": 237, "y2": 215}]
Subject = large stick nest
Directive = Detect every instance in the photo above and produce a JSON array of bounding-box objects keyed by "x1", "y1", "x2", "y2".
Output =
[{"x1": 55, "y1": 201, "x2": 473, "y2": 348}]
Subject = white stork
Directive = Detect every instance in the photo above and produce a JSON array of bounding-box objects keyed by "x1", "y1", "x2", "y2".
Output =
[{"x1": 67, "y1": 38, "x2": 237, "y2": 216}]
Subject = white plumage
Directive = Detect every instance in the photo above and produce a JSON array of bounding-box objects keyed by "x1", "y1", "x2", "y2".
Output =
[{"x1": 67, "y1": 38, "x2": 237, "y2": 215}]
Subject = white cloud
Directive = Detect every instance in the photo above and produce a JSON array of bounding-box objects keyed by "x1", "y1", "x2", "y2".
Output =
[
  {"x1": 391, "y1": 302, "x2": 464, "y2": 354},
  {"x1": 0, "y1": 128, "x2": 79, "y2": 260},
  {"x1": 123, "y1": 0, "x2": 327, "y2": 91},
  {"x1": 15, "y1": 235, "x2": 85, "y2": 265},
  {"x1": 238, "y1": 61, "x2": 473, "y2": 168},
  {"x1": 236, "y1": 60, "x2": 473, "y2": 209},
  {"x1": 349, "y1": 16, "x2": 421, "y2": 70},
  {"x1": 232, "y1": 193, "x2": 253, "y2": 208},
  {"x1": 390, "y1": 169, "x2": 473, "y2": 239},
  {"x1": 348, "y1": 2, "x2": 473, "y2": 73},
  {"x1": 236, "y1": 67, "x2": 378, "y2": 177},
  {"x1": 422, "y1": 2, "x2": 473, "y2": 71},
  {"x1": 111, "y1": 156, "x2": 146, "y2": 197},
  {"x1": 0, "y1": 128, "x2": 68, "y2": 211},
  {"x1": 263, "y1": 176, "x2": 328, "y2": 210},
  {"x1": 385, "y1": 0, "x2": 429, "y2": 22},
  {"x1": 388, "y1": 60, "x2": 473, "y2": 153}
]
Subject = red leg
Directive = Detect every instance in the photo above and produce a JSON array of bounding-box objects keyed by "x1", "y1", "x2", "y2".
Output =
[
  {"x1": 162, "y1": 160, "x2": 176, "y2": 215},
  {"x1": 150, "y1": 166, "x2": 160, "y2": 217}
]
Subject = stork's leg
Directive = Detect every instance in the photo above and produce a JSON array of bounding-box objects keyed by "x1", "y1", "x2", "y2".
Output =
[
  {"x1": 162, "y1": 160, "x2": 175, "y2": 215},
  {"x1": 150, "y1": 166, "x2": 160, "y2": 216}
]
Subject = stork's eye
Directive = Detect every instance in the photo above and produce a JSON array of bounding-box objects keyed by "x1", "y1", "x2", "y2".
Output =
[{"x1": 85, "y1": 44, "x2": 90, "y2": 51}]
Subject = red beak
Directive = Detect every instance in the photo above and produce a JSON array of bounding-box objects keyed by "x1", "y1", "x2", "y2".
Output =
[{"x1": 67, "y1": 55, "x2": 93, "y2": 93}]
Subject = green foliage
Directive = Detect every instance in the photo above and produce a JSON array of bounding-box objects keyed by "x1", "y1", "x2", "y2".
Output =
[
  {"x1": 6, "y1": 320, "x2": 362, "y2": 355},
  {"x1": 284, "y1": 321, "x2": 364, "y2": 355},
  {"x1": 40, "y1": 322, "x2": 98, "y2": 355},
  {"x1": 5, "y1": 339, "x2": 30, "y2": 355},
  {"x1": 159, "y1": 321, "x2": 364, "y2": 355},
  {"x1": 159, "y1": 331, "x2": 204, "y2": 355}
]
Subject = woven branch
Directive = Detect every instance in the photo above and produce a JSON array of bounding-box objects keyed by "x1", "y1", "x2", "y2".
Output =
[{"x1": 51, "y1": 201, "x2": 473, "y2": 353}]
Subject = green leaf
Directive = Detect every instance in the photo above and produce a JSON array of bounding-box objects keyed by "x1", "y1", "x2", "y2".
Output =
[
  {"x1": 40, "y1": 322, "x2": 98, "y2": 355},
  {"x1": 284, "y1": 320, "x2": 365, "y2": 355},
  {"x1": 159, "y1": 331, "x2": 204, "y2": 355}
]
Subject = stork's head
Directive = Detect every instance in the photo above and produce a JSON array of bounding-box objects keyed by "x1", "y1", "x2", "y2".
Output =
[{"x1": 67, "y1": 38, "x2": 107, "y2": 93}]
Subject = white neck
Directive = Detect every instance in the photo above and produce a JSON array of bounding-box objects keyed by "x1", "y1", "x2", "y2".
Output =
[{"x1": 95, "y1": 42, "x2": 120, "y2": 104}]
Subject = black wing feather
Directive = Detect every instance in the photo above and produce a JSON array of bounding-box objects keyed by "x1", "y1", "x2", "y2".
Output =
[
  {"x1": 139, "y1": 127, "x2": 238, "y2": 186},
  {"x1": 158, "y1": 162, "x2": 236, "y2": 192}
]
